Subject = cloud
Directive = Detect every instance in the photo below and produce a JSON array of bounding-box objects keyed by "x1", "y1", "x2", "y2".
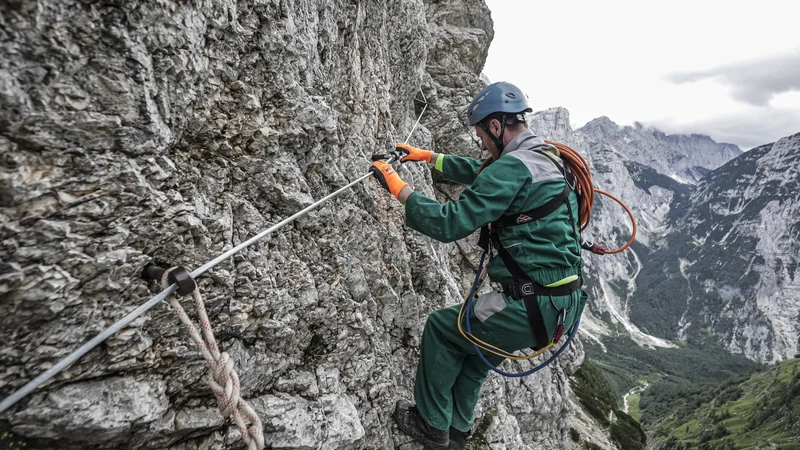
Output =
[
  {"x1": 667, "y1": 48, "x2": 800, "y2": 106},
  {"x1": 648, "y1": 107, "x2": 800, "y2": 150}
]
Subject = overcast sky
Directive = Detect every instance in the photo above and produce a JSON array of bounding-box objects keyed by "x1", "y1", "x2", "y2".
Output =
[{"x1": 483, "y1": 0, "x2": 800, "y2": 149}]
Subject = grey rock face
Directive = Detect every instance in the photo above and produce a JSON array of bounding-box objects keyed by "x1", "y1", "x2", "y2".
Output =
[
  {"x1": 631, "y1": 132, "x2": 800, "y2": 363},
  {"x1": 1, "y1": 0, "x2": 582, "y2": 449},
  {"x1": 578, "y1": 117, "x2": 741, "y2": 184},
  {"x1": 10, "y1": 377, "x2": 169, "y2": 444},
  {"x1": 248, "y1": 393, "x2": 363, "y2": 449}
]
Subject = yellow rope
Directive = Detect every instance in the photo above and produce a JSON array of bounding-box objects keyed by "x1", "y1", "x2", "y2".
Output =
[{"x1": 457, "y1": 267, "x2": 555, "y2": 360}]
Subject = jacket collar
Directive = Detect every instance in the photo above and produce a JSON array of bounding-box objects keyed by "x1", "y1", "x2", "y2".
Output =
[{"x1": 500, "y1": 129, "x2": 550, "y2": 158}]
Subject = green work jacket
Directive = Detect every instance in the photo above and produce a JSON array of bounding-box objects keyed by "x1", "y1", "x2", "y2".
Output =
[{"x1": 405, "y1": 129, "x2": 583, "y2": 287}]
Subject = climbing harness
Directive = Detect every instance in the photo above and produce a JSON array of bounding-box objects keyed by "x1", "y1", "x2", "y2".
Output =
[
  {"x1": 459, "y1": 140, "x2": 636, "y2": 376},
  {"x1": 460, "y1": 248, "x2": 581, "y2": 377},
  {"x1": 0, "y1": 89, "x2": 431, "y2": 433}
]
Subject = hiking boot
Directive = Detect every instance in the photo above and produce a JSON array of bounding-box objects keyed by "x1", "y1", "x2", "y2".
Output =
[
  {"x1": 393, "y1": 399, "x2": 449, "y2": 450},
  {"x1": 448, "y1": 427, "x2": 471, "y2": 450}
]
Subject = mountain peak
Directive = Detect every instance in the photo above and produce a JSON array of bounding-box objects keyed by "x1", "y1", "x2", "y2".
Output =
[
  {"x1": 577, "y1": 118, "x2": 742, "y2": 184},
  {"x1": 578, "y1": 116, "x2": 621, "y2": 137},
  {"x1": 528, "y1": 107, "x2": 573, "y2": 140},
  {"x1": 530, "y1": 106, "x2": 571, "y2": 122},
  {"x1": 585, "y1": 115, "x2": 619, "y2": 127}
]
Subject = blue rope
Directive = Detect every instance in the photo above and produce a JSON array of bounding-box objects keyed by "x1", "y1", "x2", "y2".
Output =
[{"x1": 463, "y1": 250, "x2": 580, "y2": 377}]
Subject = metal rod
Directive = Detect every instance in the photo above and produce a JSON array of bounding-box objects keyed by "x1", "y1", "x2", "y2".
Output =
[
  {"x1": 417, "y1": 89, "x2": 428, "y2": 104},
  {"x1": 405, "y1": 102, "x2": 427, "y2": 144},
  {"x1": 189, "y1": 171, "x2": 375, "y2": 280}
]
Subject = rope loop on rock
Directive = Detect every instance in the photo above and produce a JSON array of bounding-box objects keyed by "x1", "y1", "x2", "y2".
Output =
[{"x1": 161, "y1": 268, "x2": 265, "y2": 450}]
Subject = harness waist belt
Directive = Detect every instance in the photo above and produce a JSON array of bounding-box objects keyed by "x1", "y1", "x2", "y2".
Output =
[
  {"x1": 502, "y1": 278, "x2": 581, "y2": 300},
  {"x1": 502, "y1": 277, "x2": 581, "y2": 349}
]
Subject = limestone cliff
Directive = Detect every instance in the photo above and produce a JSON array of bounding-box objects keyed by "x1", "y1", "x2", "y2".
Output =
[{"x1": 1, "y1": 1, "x2": 583, "y2": 448}]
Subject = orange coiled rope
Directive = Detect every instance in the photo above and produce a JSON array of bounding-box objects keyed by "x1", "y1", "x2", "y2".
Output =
[
  {"x1": 478, "y1": 141, "x2": 637, "y2": 254},
  {"x1": 546, "y1": 141, "x2": 594, "y2": 231},
  {"x1": 545, "y1": 141, "x2": 636, "y2": 254}
]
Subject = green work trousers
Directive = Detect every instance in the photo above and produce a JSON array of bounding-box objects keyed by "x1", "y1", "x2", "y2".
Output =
[{"x1": 413, "y1": 289, "x2": 585, "y2": 432}]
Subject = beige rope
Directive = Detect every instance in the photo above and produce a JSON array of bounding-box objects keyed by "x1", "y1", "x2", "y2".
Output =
[{"x1": 161, "y1": 269, "x2": 265, "y2": 450}]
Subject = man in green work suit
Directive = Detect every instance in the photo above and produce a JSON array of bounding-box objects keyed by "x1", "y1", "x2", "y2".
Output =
[{"x1": 370, "y1": 82, "x2": 586, "y2": 450}]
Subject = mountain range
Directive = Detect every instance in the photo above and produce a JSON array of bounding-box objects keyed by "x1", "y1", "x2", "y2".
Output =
[
  {"x1": 529, "y1": 110, "x2": 798, "y2": 449},
  {"x1": 530, "y1": 110, "x2": 799, "y2": 366}
]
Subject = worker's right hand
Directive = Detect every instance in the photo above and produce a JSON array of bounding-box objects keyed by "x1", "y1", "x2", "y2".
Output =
[
  {"x1": 396, "y1": 143, "x2": 433, "y2": 163},
  {"x1": 370, "y1": 161, "x2": 409, "y2": 199}
]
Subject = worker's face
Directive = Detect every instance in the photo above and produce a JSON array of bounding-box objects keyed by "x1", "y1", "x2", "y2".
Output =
[{"x1": 474, "y1": 119, "x2": 503, "y2": 160}]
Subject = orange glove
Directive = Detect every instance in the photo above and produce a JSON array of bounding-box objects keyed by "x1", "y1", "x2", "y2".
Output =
[
  {"x1": 396, "y1": 143, "x2": 433, "y2": 163},
  {"x1": 370, "y1": 161, "x2": 409, "y2": 199}
]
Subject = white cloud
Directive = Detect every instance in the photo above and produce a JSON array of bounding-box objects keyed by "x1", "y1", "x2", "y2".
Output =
[
  {"x1": 648, "y1": 107, "x2": 800, "y2": 149},
  {"x1": 667, "y1": 48, "x2": 800, "y2": 106},
  {"x1": 482, "y1": 0, "x2": 800, "y2": 149}
]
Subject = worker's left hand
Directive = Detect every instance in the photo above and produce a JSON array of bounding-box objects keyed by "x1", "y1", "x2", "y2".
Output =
[
  {"x1": 396, "y1": 143, "x2": 433, "y2": 163},
  {"x1": 370, "y1": 161, "x2": 409, "y2": 200}
]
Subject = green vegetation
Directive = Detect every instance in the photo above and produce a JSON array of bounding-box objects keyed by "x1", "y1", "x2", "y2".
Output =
[
  {"x1": 646, "y1": 358, "x2": 800, "y2": 449},
  {"x1": 627, "y1": 392, "x2": 642, "y2": 422},
  {"x1": 626, "y1": 255, "x2": 690, "y2": 338},
  {"x1": 0, "y1": 429, "x2": 35, "y2": 450},
  {"x1": 468, "y1": 408, "x2": 497, "y2": 450},
  {"x1": 583, "y1": 337, "x2": 799, "y2": 449},
  {"x1": 622, "y1": 160, "x2": 693, "y2": 197},
  {"x1": 580, "y1": 333, "x2": 764, "y2": 450},
  {"x1": 571, "y1": 360, "x2": 647, "y2": 450},
  {"x1": 585, "y1": 335, "x2": 761, "y2": 401}
]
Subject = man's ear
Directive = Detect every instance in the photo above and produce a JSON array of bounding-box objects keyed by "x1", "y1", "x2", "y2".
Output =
[{"x1": 490, "y1": 118, "x2": 502, "y2": 136}]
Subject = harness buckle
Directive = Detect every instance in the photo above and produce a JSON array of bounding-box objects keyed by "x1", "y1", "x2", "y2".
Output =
[
  {"x1": 519, "y1": 281, "x2": 535, "y2": 296},
  {"x1": 506, "y1": 280, "x2": 535, "y2": 299}
]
